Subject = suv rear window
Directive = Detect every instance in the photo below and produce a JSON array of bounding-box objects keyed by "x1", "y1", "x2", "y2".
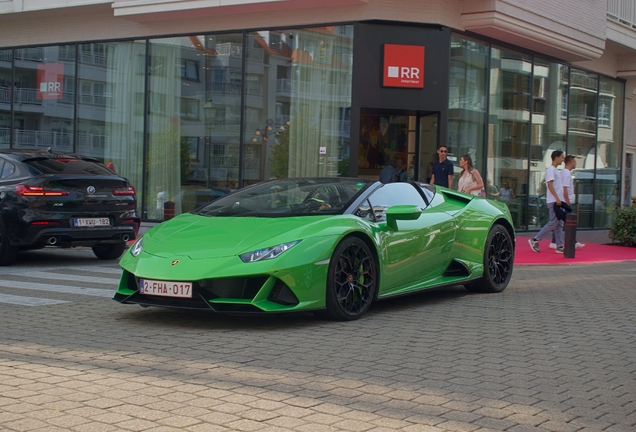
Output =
[{"x1": 24, "y1": 158, "x2": 115, "y2": 176}]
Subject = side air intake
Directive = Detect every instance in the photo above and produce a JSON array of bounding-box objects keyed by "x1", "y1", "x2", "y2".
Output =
[{"x1": 443, "y1": 259, "x2": 471, "y2": 277}]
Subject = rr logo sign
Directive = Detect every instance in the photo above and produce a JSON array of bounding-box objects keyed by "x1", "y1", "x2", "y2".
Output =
[
  {"x1": 383, "y1": 44, "x2": 425, "y2": 88},
  {"x1": 37, "y1": 63, "x2": 65, "y2": 100}
]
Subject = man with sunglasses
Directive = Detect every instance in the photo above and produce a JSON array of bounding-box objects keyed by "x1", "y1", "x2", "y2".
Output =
[{"x1": 430, "y1": 145, "x2": 454, "y2": 189}]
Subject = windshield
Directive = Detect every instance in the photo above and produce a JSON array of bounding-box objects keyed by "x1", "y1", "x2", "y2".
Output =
[
  {"x1": 24, "y1": 157, "x2": 116, "y2": 176},
  {"x1": 194, "y1": 178, "x2": 374, "y2": 217}
]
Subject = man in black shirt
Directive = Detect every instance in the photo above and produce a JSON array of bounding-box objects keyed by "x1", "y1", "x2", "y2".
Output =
[{"x1": 430, "y1": 145, "x2": 454, "y2": 188}]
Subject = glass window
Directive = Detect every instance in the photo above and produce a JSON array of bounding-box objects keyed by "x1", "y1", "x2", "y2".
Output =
[
  {"x1": 0, "y1": 49, "x2": 11, "y2": 149},
  {"x1": 147, "y1": 34, "x2": 242, "y2": 221},
  {"x1": 595, "y1": 77, "x2": 624, "y2": 228},
  {"x1": 23, "y1": 157, "x2": 116, "y2": 175},
  {"x1": 77, "y1": 40, "x2": 146, "y2": 216},
  {"x1": 244, "y1": 26, "x2": 353, "y2": 185},
  {"x1": 448, "y1": 35, "x2": 489, "y2": 197},
  {"x1": 367, "y1": 183, "x2": 427, "y2": 222},
  {"x1": 487, "y1": 46, "x2": 532, "y2": 230},
  {"x1": 528, "y1": 59, "x2": 569, "y2": 230},
  {"x1": 568, "y1": 68, "x2": 598, "y2": 228},
  {"x1": 1, "y1": 160, "x2": 16, "y2": 178},
  {"x1": 13, "y1": 45, "x2": 75, "y2": 152}
]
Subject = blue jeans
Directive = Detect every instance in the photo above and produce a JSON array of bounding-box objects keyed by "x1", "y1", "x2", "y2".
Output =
[{"x1": 535, "y1": 204, "x2": 563, "y2": 247}]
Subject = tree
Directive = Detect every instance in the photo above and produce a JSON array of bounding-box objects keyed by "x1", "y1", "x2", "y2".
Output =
[{"x1": 269, "y1": 124, "x2": 290, "y2": 179}]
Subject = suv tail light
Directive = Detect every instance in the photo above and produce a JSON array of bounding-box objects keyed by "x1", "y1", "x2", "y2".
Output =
[
  {"x1": 123, "y1": 218, "x2": 140, "y2": 236},
  {"x1": 16, "y1": 184, "x2": 69, "y2": 197},
  {"x1": 113, "y1": 186, "x2": 136, "y2": 196}
]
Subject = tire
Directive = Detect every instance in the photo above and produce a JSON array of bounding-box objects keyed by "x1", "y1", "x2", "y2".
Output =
[
  {"x1": 323, "y1": 237, "x2": 377, "y2": 321},
  {"x1": 0, "y1": 217, "x2": 18, "y2": 266},
  {"x1": 92, "y1": 242, "x2": 126, "y2": 260},
  {"x1": 465, "y1": 224, "x2": 514, "y2": 293}
]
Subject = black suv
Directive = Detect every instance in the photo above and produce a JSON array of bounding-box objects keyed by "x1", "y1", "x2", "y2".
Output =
[{"x1": 0, "y1": 149, "x2": 140, "y2": 265}]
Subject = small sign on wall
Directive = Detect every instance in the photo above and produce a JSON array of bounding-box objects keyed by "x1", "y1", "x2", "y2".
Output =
[
  {"x1": 319, "y1": 146, "x2": 327, "y2": 155},
  {"x1": 383, "y1": 44, "x2": 425, "y2": 89}
]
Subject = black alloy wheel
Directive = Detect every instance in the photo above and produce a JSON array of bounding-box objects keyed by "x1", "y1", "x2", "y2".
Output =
[
  {"x1": 466, "y1": 224, "x2": 514, "y2": 293},
  {"x1": 324, "y1": 237, "x2": 377, "y2": 320},
  {"x1": 92, "y1": 242, "x2": 127, "y2": 260}
]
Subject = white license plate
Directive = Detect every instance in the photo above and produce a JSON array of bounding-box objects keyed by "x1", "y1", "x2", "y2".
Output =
[
  {"x1": 74, "y1": 217, "x2": 110, "y2": 227},
  {"x1": 139, "y1": 279, "x2": 193, "y2": 298}
]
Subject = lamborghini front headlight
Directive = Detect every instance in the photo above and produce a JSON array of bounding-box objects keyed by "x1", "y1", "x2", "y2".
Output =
[
  {"x1": 239, "y1": 240, "x2": 301, "y2": 263},
  {"x1": 130, "y1": 237, "x2": 143, "y2": 257}
]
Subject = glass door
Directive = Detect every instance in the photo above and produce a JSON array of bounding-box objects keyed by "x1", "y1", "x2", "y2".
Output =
[
  {"x1": 418, "y1": 113, "x2": 439, "y2": 184},
  {"x1": 358, "y1": 111, "x2": 410, "y2": 181}
]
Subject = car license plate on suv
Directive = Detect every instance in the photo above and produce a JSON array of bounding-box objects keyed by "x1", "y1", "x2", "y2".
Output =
[
  {"x1": 74, "y1": 217, "x2": 111, "y2": 227},
  {"x1": 139, "y1": 279, "x2": 193, "y2": 298}
]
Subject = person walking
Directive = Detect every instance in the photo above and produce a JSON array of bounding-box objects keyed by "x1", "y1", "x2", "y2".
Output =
[
  {"x1": 430, "y1": 145, "x2": 454, "y2": 188},
  {"x1": 529, "y1": 150, "x2": 566, "y2": 254},
  {"x1": 457, "y1": 154, "x2": 485, "y2": 196},
  {"x1": 550, "y1": 154, "x2": 585, "y2": 250}
]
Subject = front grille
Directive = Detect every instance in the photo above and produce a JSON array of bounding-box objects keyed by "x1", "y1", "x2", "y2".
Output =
[
  {"x1": 197, "y1": 276, "x2": 268, "y2": 300},
  {"x1": 120, "y1": 274, "x2": 296, "y2": 312}
]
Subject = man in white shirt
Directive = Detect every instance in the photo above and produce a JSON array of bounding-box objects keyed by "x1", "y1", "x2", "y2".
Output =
[
  {"x1": 550, "y1": 155, "x2": 585, "y2": 249},
  {"x1": 529, "y1": 150, "x2": 565, "y2": 253}
]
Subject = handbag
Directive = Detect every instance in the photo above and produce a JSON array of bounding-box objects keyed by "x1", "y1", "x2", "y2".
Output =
[{"x1": 478, "y1": 188, "x2": 486, "y2": 198}]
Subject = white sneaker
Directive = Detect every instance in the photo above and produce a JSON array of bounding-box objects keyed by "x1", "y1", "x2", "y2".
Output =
[
  {"x1": 549, "y1": 243, "x2": 557, "y2": 250},
  {"x1": 575, "y1": 242, "x2": 585, "y2": 249}
]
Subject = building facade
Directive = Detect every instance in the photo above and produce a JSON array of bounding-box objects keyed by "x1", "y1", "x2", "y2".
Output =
[{"x1": 1, "y1": 0, "x2": 635, "y2": 231}]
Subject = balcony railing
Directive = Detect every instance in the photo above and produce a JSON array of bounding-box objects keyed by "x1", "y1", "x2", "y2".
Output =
[
  {"x1": 608, "y1": 0, "x2": 636, "y2": 28},
  {"x1": 0, "y1": 87, "x2": 42, "y2": 105},
  {"x1": 0, "y1": 129, "x2": 110, "y2": 158},
  {"x1": 0, "y1": 128, "x2": 73, "y2": 149},
  {"x1": 568, "y1": 116, "x2": 597, "y2": 134},
  {"x1": 14, "y1": 48, "x2": 44, "y2": 62}
]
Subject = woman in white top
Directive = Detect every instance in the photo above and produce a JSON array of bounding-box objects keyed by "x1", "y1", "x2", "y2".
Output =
[{"x1": 457, "y1": 154, "x2": 485, "y2": 196}]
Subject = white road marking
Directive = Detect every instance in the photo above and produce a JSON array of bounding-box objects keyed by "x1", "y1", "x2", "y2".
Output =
[
  {"x1": 0, "y1": 293, "x2": 70, "y2": 306},
  {"x1": 18, "y1": 271, "x2": 119, "y2": 285},
  {"x1": 0, "y1": 280, "x2": 114, "y2": 297}
]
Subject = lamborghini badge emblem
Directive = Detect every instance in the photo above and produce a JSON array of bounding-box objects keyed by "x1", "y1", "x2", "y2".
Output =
[{"x1": 171, "y1": 260, "x2": 180, "y2": 266}]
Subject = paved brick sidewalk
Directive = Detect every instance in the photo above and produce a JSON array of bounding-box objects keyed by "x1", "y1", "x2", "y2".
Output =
[{"x1": 1, "y1": 260, "x2": 635, "y2": 431}]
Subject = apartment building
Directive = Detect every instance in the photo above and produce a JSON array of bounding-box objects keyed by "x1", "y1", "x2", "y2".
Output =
[{"x1": 0, "y1": 0, "x2": 634, "y2": 230}]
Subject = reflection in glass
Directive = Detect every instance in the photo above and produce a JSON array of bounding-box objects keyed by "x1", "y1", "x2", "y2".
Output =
[
  {"x1": 528, "y1": 60, "x2": 568, "y2": 229},
  {"x1": 0, "y1": 49, "x2": 13, "y2": 148},
  {"x1": 0, "y1": 49, "x2": 11, "y2": 149},
  {"x1": 13, "y1": 45, "x2": 76, "y2": 151},
  {"x1": 568, "y1": 68, "x2": 598, "y2": 228},
  {"x1": 245, "y1": 27, "x2": 353, "y2": 185},
  {"x1": 594, "y1": 77, "x2": 623, "y2": 228},
  {"x1": 147, "y1": 34, "x2": 242, "y2": 220},
  {"x1": 448, "y1": 35, "x2": 488, "y2": 185},
  {"x1": 77, "y1": 41, "x2": 146, "y2": 214},
  {"x1": 488, "y1": 46, "x2": 531, "y2": 229}
]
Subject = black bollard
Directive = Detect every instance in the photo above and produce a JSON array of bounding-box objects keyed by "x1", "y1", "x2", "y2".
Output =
[
  {"x1": 163, "y1": 200, "x2": 175, "y2": 220},
  {"x1": 564, "y1": 213, "x2": 577, "y2": 258}
]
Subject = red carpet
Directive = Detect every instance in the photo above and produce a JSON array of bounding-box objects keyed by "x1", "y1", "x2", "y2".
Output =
[{"x1": 515, "y1": 236, "x2": 636, "y2": 266}]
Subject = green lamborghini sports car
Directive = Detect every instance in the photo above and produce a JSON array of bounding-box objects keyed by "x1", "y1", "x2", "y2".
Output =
[{"x1": 114, "y1": 177, "x2": 515, "y2": 320}]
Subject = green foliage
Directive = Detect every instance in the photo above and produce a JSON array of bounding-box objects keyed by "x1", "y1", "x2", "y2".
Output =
[
  {"x1": 180, "y1": 136, "x2": 192, "y2": 184},
  {"x1": 609, "y1": 205, "x2": 636, "y2": 247},
  {"x1": 269, "y1": 125, "x2": 290, "y2": 179},
  {"x1": 338, "y1": 158, "x2": 349, "y2": 177}
]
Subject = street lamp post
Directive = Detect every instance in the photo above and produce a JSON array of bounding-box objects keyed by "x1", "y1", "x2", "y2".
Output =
[
  {"x1": 253, "y1": 119, "x2": 291, "y2": 180},
  {"x1": 252, "y1": 118, "x2": 275, "y2": 143},
  {"x1": 203, "y1": 99, "x2": 217, "y2": 188}
]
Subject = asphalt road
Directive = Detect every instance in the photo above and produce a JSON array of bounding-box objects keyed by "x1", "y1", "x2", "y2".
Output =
[{"x1": 1, "y1": 248, "x2": 635, "y2": 431}]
